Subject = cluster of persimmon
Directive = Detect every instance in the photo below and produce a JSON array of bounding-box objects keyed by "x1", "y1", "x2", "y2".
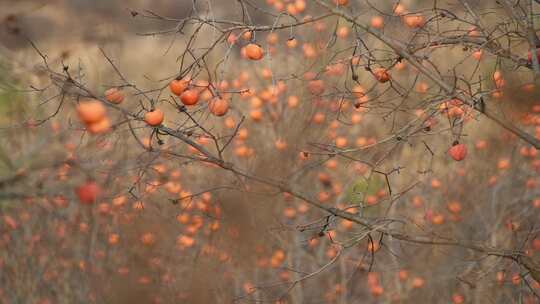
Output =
[
  {"x1": 222, "y1": 16, "x2": 497, "y2": 174},
  {"x1": 368, "y1": 4, "x2": 427, "y2": 30},
  {"x1": 165, "y1": 77, "x2": 230, "y2": 120},
  {"x1": 75, "y1": 88, "x2": 127, "y2": 135},
  {"x1": 362, "y1": 271, "x2": 429, "y2": 299},
  {"x1": 227, "y1": 30, "x2": 265, "y2": 61},
  {"x1": 134, "y1": 164, "x2": 220, "y2": 248},
  {"x1": 264, "y1": 0, "x2": 425, "y2": 33},
  {"x1": 265, "y1": 0, "x2": 307, "y2": 15},
  {"x1": 76, "y1": 100, "x2": 110, "y2": 134},
  {"x1": 4, "y1": 107, "x2": 540, "y2": 304},
  {"x1": 77, "y1": 78, "x2": 231, "y2": 136}
]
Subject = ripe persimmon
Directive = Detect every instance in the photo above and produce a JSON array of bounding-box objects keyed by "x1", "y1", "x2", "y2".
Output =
[
  {"x1": 87, "y1": 117, "x2": 111, "y2": 134},
  {"x1": 260, "y1": 68, "x2": 273, "y2": 79},
  {"x1": 335, "y1": 136, "x2": 348, "y2": 148},
  {"x1": 245, "y1": 43, "x2": 264, "y2": 60},
  {"x1": 76, "y1": 181, "x2": 101, "y2": 205},
  {"x1": 144, "y1": 109, "x2": 164, "y2": 126},
  {"x1": 432, "y1": 214, "x2": 445, "y2": 225},
  {"x1": 266, "y1": 32, "x2": 279, "y2": 45},
  {"x1": 275, "y1": 139, "x2": 287, "y2": 150},
  {"x1": 242, "y1": 31, "x2": 253, "y2": 40},
  {"x1": 493, "y1": 70, "x2": 503, "y2": 81},
  {"x1": 209, "y1": 97, "x2": 229, "y2": 116},
  {"x1": 287, "y1": 95, "x2": 299, "y2": 108},
  {"x1": 308, "y1": 79, "x2": 325, "y2": 95},
  {"x1": 370, "y1": 285, "x2": 383, "y2": 297},
  {"x1": 302, "y1": 43, "x2": 317, "y2": 58},
  {"x1": 286, "y1": 37, "x2": 298, "y2": 48},
  {"x1": 416, "y1": 82, "x2": 429, "y2": 93},
  {"x1": 404, "y1": 15, "x2": 425, "y2": 28},
  {"x1": 250, "y1": 109, "x2": 263, "y2": 121},
  {"x1": 108, "y1": 233, "x2": 119, "y2": 245},
  {"x1": 294, "y1": 0, "x2": 306, "y2": 12},
  {"x1": 497, "y1": 158, "x2": 510, "y2": 170},
  {"x1": 170, "y1": 79, "x2": 189, "y2": 96},
  {"x1": 373, "y1": 68, "x2": 390, "y2": 83},
  {"x1": 370, "y1": 16, "x2": 384, "y2": 29},
  {"x1": 140, "y1": 232, "x2": 156, "y2": 246},
  {"x1": 336, "y1": 26, "x2": 349, "y2": 38},
  {"x1": 448, "y1": 143, "x2": 467, "y2": 161},
  {"x1": 472, "y1": 50, "x2": 483, "y2": 60},
  {"x1": 452, "y1": 294, "x2": 465, "y2": 304},
  {"x1": 398, "y1": 269, "x2": 409, "y2": 281},
  {"x1": 312, "y1": 112, "x2": 325, "y2": 124},
  {"x1": 77, "y1": 101, "x2": 106, "y2": 124},
  {"x1": 333, "y1": 0, "x2": 348, "y2": 5},
  {"x1": 227, "y1": 33, "x2": 237, "y2": 45},
  {"x1": 411, "y1": 277, "x2": 425, "y2": 288},
  {"x1": 447, "y1": 201, "x2": 462, "y2": 213},
  {"x1": 274, "y1": 1, "x2": 284, "y2": 11},
  {"x1": 287, "y1": 3, "x2": 298, "y2": 15},
  {"x1": 105, "y1": 88, "x2": 125, "y2": 104},
  {"x1": 180, "y1": 89, "x2": 199, "y2": 105},
  {"x1": 177, "y1": 234, "x2": 195, "y2": 248}
]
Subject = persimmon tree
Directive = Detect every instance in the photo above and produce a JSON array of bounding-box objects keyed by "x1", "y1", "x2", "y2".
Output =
[{"x1": 1, "y1": 0, "x2": 540, "y2": 303}]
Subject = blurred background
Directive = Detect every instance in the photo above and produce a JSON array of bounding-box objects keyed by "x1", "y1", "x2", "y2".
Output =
[{"x1": 0, "y1": 1, "x2": 539, "y2": 304}]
